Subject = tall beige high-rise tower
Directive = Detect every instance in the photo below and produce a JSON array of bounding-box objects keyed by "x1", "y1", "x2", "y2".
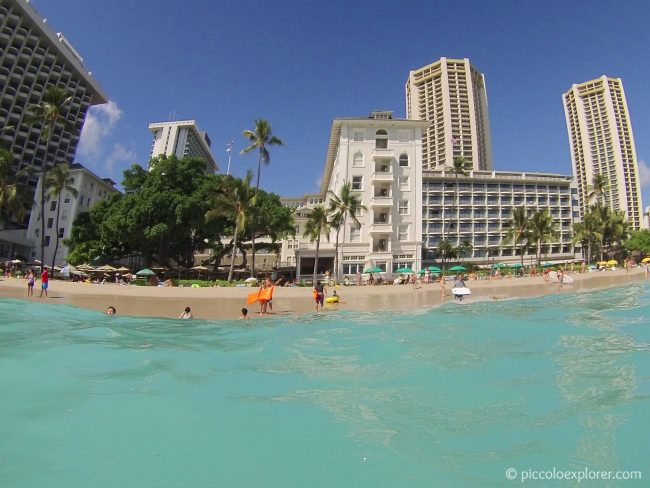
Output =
[
  {"x1": 563, "y1": 76, "x2": 643, "y2": 230},
  {"x1": 406, "y1": 57, "x2": 492, "y2": 170}
]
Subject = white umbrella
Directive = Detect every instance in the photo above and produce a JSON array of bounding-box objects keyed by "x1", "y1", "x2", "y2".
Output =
[
  {"x1": 244, "y1": 277, "x2": 258, "y2": 283},
  {"x1": 191, "y1": 265, "x2": 208, "y2": 280},
  {"x1": 10, "y1": 259, "x2": 22, "y2": 264}
]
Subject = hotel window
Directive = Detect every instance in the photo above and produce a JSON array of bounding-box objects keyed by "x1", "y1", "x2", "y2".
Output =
[
  {"x1": 44, "y1": 236, "x2": 50, "y2": 247},
  {"x1": 64, "y1": 194, "x2": 71, "y2": 204},
  {"x1": 399, "y1": 154, "x2": 409, "y2": 167},
  {"x1": 352, "y1": 176, "x2": 363, "y2": 191},
  {"x1": 47, "y1": 217, "x2": 53, "y2": 229},
  {"x1": 398, "y1": 225, "x2": 409, "y2": 241},
  {"x1": 50, "y1": 201, "x2": 56, "y2": 211},
  {"x1": 399, "y1": 200, "x2": 409, "y2": 215},
  {"x1": 34, "y1": 229, "x2": 40, "y2": 238},
  {"x1": 352, "y1": 152, "x2": 364, "y2": 167},
  {"x1": 399, "y1": 176, "x2": 409, "y2": 190},
  {"x1": 353, "y1": 130, "x2": 364, "y2": 142},
  {"x1": 58, "y1": 228, "x2": 64, "y2": 238},
  {"x1": 375, "y1": 130, "x2": 388, "y2": 149},
  {"x1": 349, "y1": 224, "x2": 361, "y2": 242}
]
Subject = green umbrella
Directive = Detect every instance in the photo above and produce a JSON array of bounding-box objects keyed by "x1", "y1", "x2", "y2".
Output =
[
  {"x1": 541, "y1": 262, "x2": 555, "y2": 268},
  {"x1": 363, "y1": 267, "x2": 383, "y2": 273},
  {"x1": 509, "y1": 263, "x2": 524, "y2": 269},
  {"x1": 136, "y1": 268, "x2": 156, "y2": 276},
  {"x1": 449, "y1": 265, "x2": 467, "y2": 272},
  {"x1": 428, "y1": 266, "x2": 442, "y2": 273},
  {"x1": 492, "y1": 262, "x2": 507, "y2": 269},
  {"x1": 395, "y1": 267, "x2": 414, "y2": 273}
]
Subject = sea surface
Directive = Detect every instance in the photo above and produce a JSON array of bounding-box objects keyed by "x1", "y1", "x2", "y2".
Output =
[{"x1": 1, "y1": 284, "x2": 649, "y2": 487}]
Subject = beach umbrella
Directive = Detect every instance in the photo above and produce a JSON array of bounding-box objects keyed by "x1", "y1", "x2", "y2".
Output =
[
  {"x1": 244, "y1": 277, "x2": 258, "y2": 283},
  {"x1": 136, "y1": 268, "x2": 155, "y2": 276},
  {"x1": 492, "y1": 262, "x2": 507, "y2": 269},
  {"x1": 449, "y1": 265, "x2": 467, "y2": 272},
  {"x1": 395, "y1": 267, "x2": 414, "y2": 273},
  {"x1": 510, "y1": 263, "x2": 524, "y2": 269},
  {"x1": 541, "y1": 262, "x2": 555, "y2": 268},
  {"x1": 363, "y1": 267, "x2": 383, "y2": 273},
  {"x1": 95, "y1": 265, "x2": 117, "y2": 272},
  {"x1": 116, "y1": 266, "x2": 130, "y2": 272},
  {"x1": 607, "y1": 259, "x2": 618, "y2": 266},
  {"x1": 597, "y1": 261, "x2": 608, "y2": 266},
  {"x1": 427, "y1": 266, "x2": 442, "y2": 273},
  {"x1": 191, "y1": 264, "x2": 208, "y2": 280},
  {"x1": 642, "y1": 257, "x2": 650, "y2": 263},
  {"x1": 10, "y1": 258, "x2": 22, "y2": 264}
]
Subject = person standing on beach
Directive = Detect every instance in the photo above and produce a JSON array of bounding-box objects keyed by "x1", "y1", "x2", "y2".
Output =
[
  {"x1": 314, "y1": 280, "x2": 326, "y2": 312},
  {"x1": 39, "y1": 266, "x2": 49, "y2": 298},
  {"x1": 557, "y1": 269, "x2": 564, "y2": 290},
  {"x1": 26, "y1": 269, "x2": 35, "y2": 297},
  {"x1": 356, "y1": 270, "x2": 361, "y2": 286}
]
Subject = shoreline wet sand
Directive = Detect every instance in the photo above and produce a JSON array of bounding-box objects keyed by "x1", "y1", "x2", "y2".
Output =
[{"x1": 0, "y1": 268, "x2": 647, "y2": 320}]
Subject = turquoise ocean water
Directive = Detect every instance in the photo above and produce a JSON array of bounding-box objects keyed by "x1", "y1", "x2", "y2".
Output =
[{"x1": 1, "y1": 284, "x2": 649, "y2": 487}]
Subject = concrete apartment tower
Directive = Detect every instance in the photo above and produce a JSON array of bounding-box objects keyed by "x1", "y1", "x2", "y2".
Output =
[
  {"x1": 406, "y1": 57, "x2": 492, "y2": 171},
  {"x1": 563, "y1": 76, "x2": 644, "y2": 230},
  {"x1": 0, "y1": 0, "x2": 108, "y2": 180},
  {"x1": 148, "y1": 120, "x2": 218, "y2": 172}
]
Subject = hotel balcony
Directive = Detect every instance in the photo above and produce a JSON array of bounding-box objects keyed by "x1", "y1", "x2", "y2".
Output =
[
  {"x1": 372, "y1": 148, "x2": 395, "y2": 160},
  {"x1": 369, "y1": 222, "x2": 393, "y2": 233},
  {"x1": 370, "y1": 196, "x2": 393, "y2": 207},
  {"x1": 371, "y1": 172, "x2": 393, "y2": 183}
]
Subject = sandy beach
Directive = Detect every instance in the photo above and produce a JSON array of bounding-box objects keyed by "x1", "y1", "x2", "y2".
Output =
[{"x1": 1, "y1": 267, "x2": 647, "y2": 320}]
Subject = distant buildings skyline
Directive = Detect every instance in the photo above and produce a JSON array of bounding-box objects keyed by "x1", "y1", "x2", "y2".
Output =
[{"x1": 563, "y1": 76, "x2": 643, "y2": 230}]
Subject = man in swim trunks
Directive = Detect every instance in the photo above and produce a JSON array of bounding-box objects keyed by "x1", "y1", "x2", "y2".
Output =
[
  {"x1": 313, "y1": 280, "x2": 327, "y2": 312},
  {"x1": 39, "y1": 266, "x2": 49, "y2": 298}
]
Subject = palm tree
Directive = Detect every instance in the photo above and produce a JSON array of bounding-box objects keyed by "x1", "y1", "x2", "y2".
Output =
[
  {"x1": 303, "y1": 205, "x2": 330, "y2": 286},
  {"x1": 241, "y1": 119, "x2": 284, "y2": 278},
  {"x1": 327, "y1": 181, "x2": 365, "y2": 283},
  {"x1": 449, "y1": 155, "x2": 470, "y2": 246},
  {"x1": 44, "y1": 163, "x2": 78, "y2": 269},
  {"x1": 529, "y1": 210, "x2": 557, "y2": 265},
  {"x1": 0, "y1": 147, "x2": 32, "y2": 225},
  {"x1": 26, "y1": 86, "x2": 73, "y2": 265},
  {"x1": 437, "y1": 239, "x2": 455, "y2": 274},
  {"x1": 572, "y1": 210, "x2": 602, "y2": 264},
  {"x1": 206, "y1": 171, "x2": 257, "y2": 282},
  {"x1": 587, "y1": 172, "x2": 609, "y2": 206},
  {"x1": 504, "y1": 205, "x2": 530, "y2": 266}
]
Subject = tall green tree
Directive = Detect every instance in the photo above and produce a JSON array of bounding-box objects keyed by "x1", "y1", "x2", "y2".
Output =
[
  {"x1": 26, "y1": 86, "x2": 73, "y2": 265},
  {"x1": 504, "y1": 205, "x2": 530, "y2": 266},
  {"x1": 529, "y1": 210, "x2": 557, "y2": 265},
  {"x1": 0, "y1": 148, "x2": 33, "y2": 225},
  {"x1": 206, "y1": 170, "x2": 256, "y2": 281},
  {"x1": 587, "y1": 172, "x2": 609, "y2": 206},
  {"x1": 241, "y1": 119, "x2": 284, "y2": 277},
  {"x1": 45, "y1": 163, "x2": 78, "y2": 269},
  {"x1": 625, "y1": 229, "x2": 650, "y2": 256},
  {"x1": 303, "y1": 205, "x2": 330, "y2": 286},
  {"x1": 572, "y1": 210, "x2": 602, "y2": 264},
  {"x1": 437, "y1": 239, "x2": 455, "y2": 273},
  {"x1": 327, "y1": 181, "x2": 365, "y2": 282}
]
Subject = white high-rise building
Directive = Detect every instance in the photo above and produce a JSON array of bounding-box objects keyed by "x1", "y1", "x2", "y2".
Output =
[
  {"x1": 148, "y1": 120, "x2": 218, "y2": 172},
  {"x1": 406, "y1": 57, "x2": 492, "y2": 171},
  {"x1": 0, "y1": 0, "x2": 107, "y2": 182},
  {"x1": 281, "y1": 111, "x2": 430, "y2": 280},
  {"x1": 563, "y1": 76, "x2": 644, "y2": 229},
  {"x1": 22, "y1": 164, "x2": 118, "y2": 266}
]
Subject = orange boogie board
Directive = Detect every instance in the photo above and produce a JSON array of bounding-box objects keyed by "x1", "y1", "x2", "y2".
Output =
[{"x1": 247, "y1": 287, "x2": 273, "y2": 304}]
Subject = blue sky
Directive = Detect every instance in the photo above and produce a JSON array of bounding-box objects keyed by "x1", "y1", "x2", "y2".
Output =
[{"x1": 33, "y1": 0, "x2": 650, "y2": 208}]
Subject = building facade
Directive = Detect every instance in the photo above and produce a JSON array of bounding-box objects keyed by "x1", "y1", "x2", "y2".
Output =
[
  {"x1": 148, "y1": 120, "x2": 218, "y2": 172},
  {"x1": 406, "y1": 57, "x2": 492, "y2": 171},
  {"x1": 0, "y1": 0, "x2": 107, "y2": 186},
  {"x1": 283, "y1": 111, "x2": 430, "y2": 280},
  {"x1": 23, "y1": 163, "x2": 117, "y2": 266},
  {"x1": 421, "y1": 170, "x2": 579, "y2": 264},
  {"x1": 563, "y1": 76, "x2": 644, "y2": 229}
]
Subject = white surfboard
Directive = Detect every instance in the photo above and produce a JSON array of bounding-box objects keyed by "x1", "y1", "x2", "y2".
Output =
[
  {"x1": 451, "y1": 287, "x2": 472, "y2": 296},
  {"x1": 549, "y1": 271, "x2": 573, "y2": 284}
]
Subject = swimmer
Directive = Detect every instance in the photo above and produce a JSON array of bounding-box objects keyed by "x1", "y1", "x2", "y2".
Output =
[
  {"x1": 239, "y1": 307, "x2": 250, "y2": 320},
  {"x1": 106, "y1": 306, "x2": 116, "y2": 315},
  {"x1": 179, "y1": 306, "x2": 193, "y2": 319}
]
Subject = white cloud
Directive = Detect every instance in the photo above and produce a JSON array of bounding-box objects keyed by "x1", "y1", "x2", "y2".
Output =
[
  {"x1": 104, "y1": 143, "x2": 136, "y2": 173},
  {"x1": 639, "y1": 159, "x2": 650, "y2": 188},
  {"x1": 77, "y1": 101, "x2": 123, "y2": 159}
]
